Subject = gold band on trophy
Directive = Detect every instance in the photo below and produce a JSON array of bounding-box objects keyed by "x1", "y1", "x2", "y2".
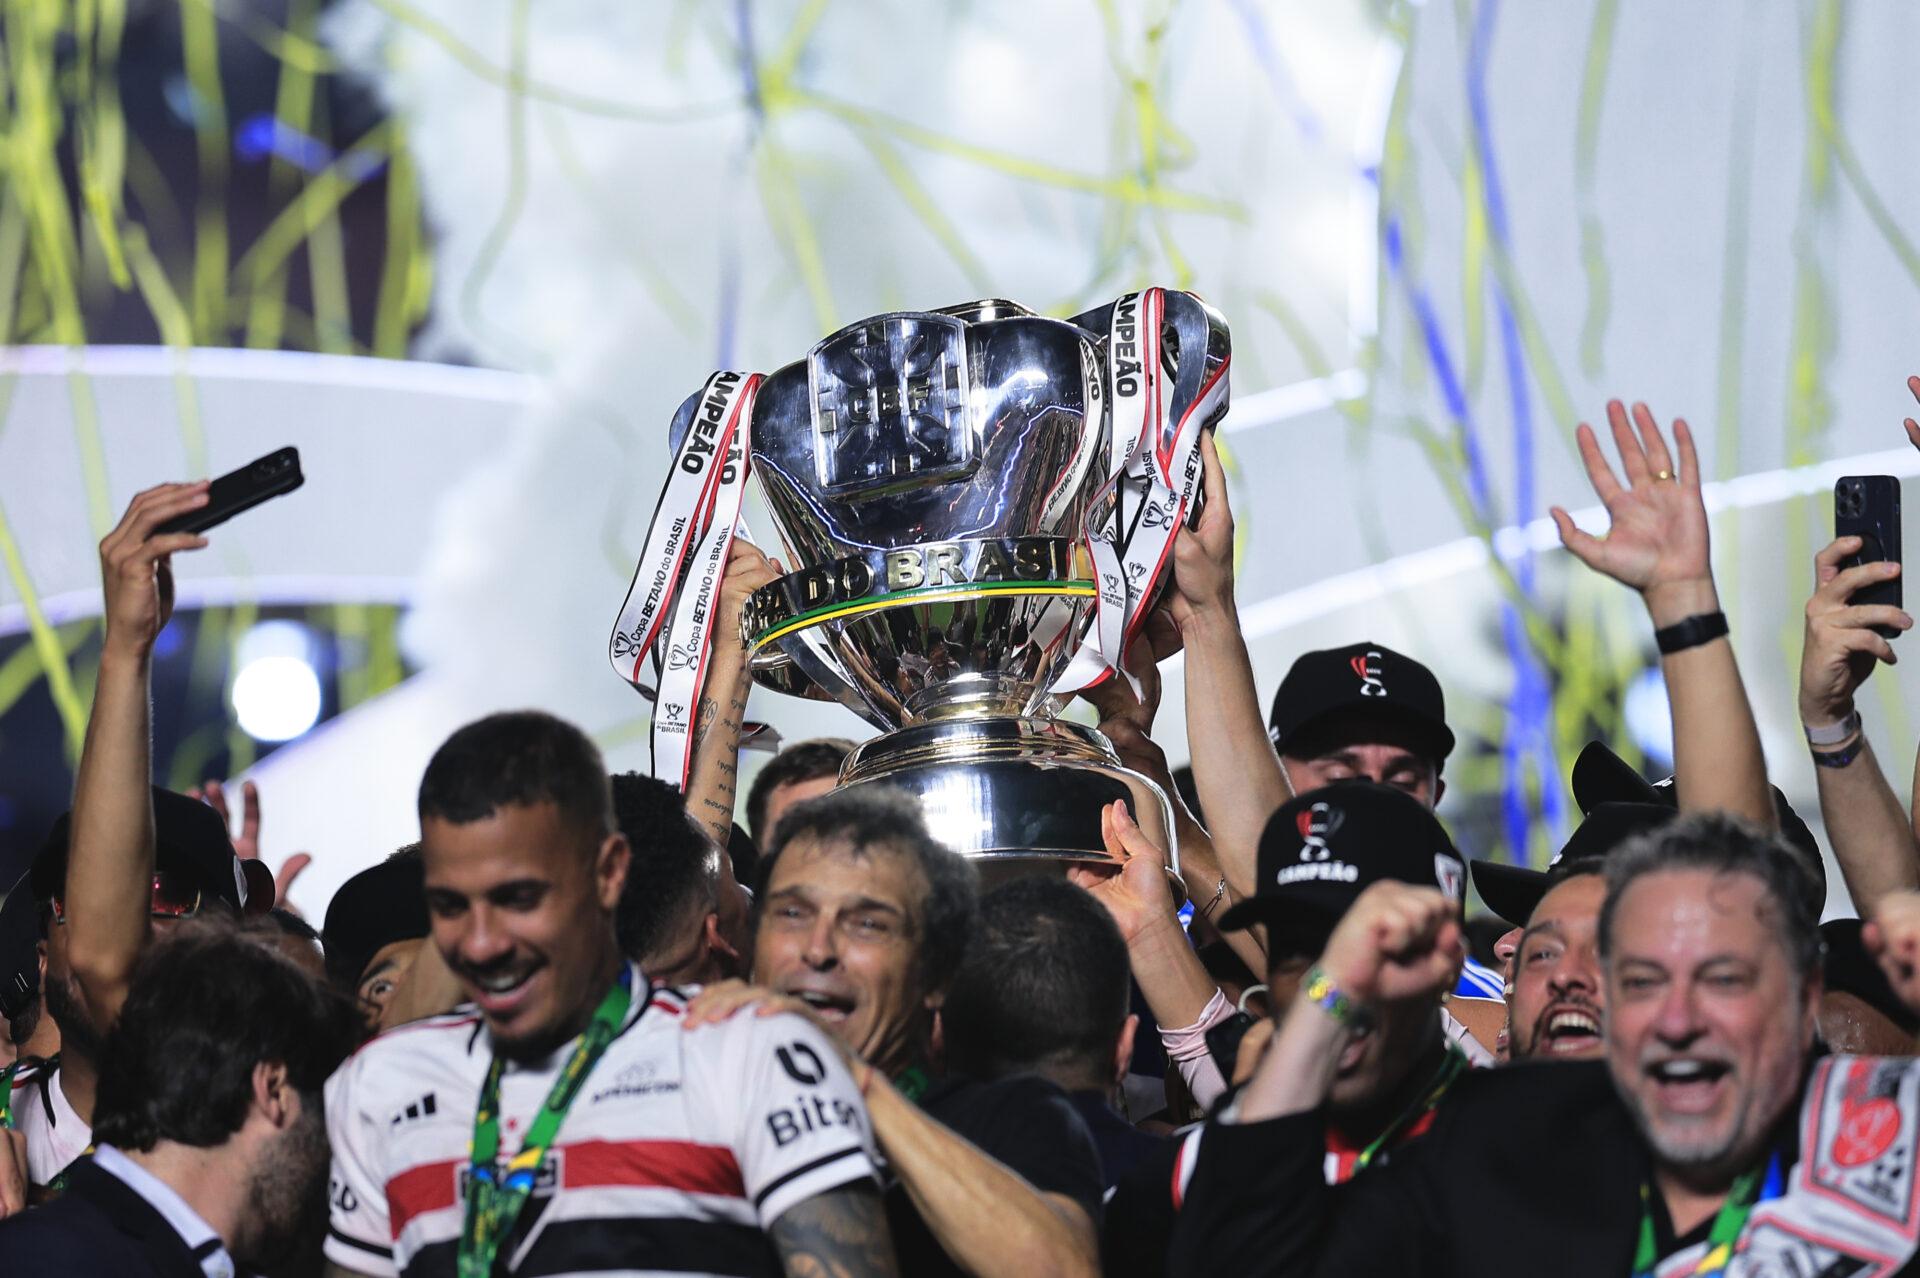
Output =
[{"x1": 744, "y1": 535, "x2": 1096, "y2": 652}]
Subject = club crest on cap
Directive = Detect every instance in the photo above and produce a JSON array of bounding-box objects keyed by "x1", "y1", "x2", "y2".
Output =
[
  {"x1": 1295, "y1": 802, "x2": 1346, "y2": 860},
  {"x1": 1433, "y1": 854, "x2": 1464, "y2": 903},
  {"x1": 1350, "y1": 650, "x2": 1387, "y2": 697}
]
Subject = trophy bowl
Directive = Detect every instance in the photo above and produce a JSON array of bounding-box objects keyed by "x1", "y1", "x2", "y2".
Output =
[{"x1": 658, "y1": 295, "x2": 1229, "y2": 881}]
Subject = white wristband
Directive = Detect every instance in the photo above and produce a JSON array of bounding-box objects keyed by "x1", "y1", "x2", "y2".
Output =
[{"x1": 1804, "y1": 709, "x2": 1862, "y2": 747}]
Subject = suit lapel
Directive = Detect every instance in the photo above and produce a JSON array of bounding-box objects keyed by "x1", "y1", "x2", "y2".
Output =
[{"x1": 66, "y1": 1158, "x2": 216, "y2": 1278}]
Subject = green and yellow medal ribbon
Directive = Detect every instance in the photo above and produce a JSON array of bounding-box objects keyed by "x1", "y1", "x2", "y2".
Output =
[
  {"x1": 1631, "y1": 1153, "x2": 1781, "y2": 1278},
  {"x1": 458, "y1": 970, "x2": 633, "y2": 1278}
]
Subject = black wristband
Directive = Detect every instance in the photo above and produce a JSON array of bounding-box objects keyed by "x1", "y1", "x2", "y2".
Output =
[
  {"x1": 1654, "y1": 610, "x2": 1729, "y2": 656},
  {"x1": 1811, "y1": 734, "x2": 1866, "y2": 769}
]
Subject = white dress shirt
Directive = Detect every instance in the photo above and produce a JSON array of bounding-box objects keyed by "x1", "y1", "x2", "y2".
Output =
[{"x1": 92, "y1": 1143, "x2": 237, "y2": 1278}]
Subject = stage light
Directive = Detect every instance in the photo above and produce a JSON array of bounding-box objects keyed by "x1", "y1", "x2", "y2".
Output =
[
  {"x1": 232, "y1": 621, "x2": 324, "y2": 742},
  {"x1": 1622, "y1": 665, "x2": 1674, "y2": 771}
]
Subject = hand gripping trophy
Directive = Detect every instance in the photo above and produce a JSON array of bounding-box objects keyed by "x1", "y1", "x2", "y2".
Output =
[{"x1": 611, "y1": 292, "x2": 1230, "y2": 881}]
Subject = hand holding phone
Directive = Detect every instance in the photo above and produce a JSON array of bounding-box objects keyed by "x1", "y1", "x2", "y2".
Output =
[
  {"x1": 1836, "y1": 475, "x2": 1904, "y2": 639},
  {"x1": 155, "y1": 446, "x2": 304, "y2": 535}
]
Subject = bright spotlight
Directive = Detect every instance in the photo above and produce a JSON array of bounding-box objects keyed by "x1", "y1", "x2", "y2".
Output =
[{"x1": 232, "y1": 621, "x2": 324, "y2": 742}]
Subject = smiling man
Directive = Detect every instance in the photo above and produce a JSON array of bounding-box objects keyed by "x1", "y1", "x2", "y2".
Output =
[
  {"x1": 1166, "y1": 811, "x2": 1920, "y2": 1276},
  {"x1": 1471, "y1": 802, "x2": 1678, "y2": 1062},
  {"x1": 321, "y1": 711, "x2": 897, "y2": 1278},
  {"x1": 688, "y1": 786, "x2": 1104, "y2": 1278}
]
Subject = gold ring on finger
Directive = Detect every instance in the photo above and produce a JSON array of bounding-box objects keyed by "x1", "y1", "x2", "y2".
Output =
[{"x1": 1654, "y1": 469, "x2": 1674, "y2": 481}]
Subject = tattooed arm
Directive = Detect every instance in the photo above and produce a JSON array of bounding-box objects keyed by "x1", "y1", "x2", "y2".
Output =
[
  {"x1": 769, "y1": 1183, "x2": 901, "y2": 1278},
  {"x1": 686, "y1": 539, "x2": 779, "y2": 846}
]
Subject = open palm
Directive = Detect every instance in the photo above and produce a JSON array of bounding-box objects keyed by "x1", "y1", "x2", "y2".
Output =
[{"x1": 1551, "y1": 400, "x2": 1710, "y2": 594}]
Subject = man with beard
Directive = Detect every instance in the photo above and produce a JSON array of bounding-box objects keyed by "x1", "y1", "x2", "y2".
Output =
[
  {"x1": 0, "y1": 917, "x2": 359, "y2": 1274},
  {"x1": 1471, "y1": 802, "x2": 1676, "y2": 1062},
  {"x1": 1167, "y1": 810, "x2": 1920, "y2": 1275},
  {"x1": 323, "y1": 711, "x2": 896, "y2": 1278},
  {"x1": 684, "y1": 786, "x2": 1104, "y2": 1278},
  {"x1": 1094, "y1": 783, "x2": 1477, "y2": 1278}
]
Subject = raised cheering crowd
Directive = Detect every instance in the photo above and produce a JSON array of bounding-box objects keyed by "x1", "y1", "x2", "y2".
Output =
[{"x1": 7, "y1": 385, "x2": 1920, "y2": 1277}]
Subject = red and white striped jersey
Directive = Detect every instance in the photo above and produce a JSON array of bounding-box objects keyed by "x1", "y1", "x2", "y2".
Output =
[{"x1": 324, "y1": 967, "x2": 878, "y2": 1277}]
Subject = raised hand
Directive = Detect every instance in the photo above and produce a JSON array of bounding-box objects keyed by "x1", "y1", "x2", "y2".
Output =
[
  {"x1": 1799, "y1": 538, "x2": 1910, "y2": 727},
  {"x1": 1078, "y1": 616, "x2": 1165, "y2": 740},
  {"x1": 1167, "y1": 431, "x2": 1235, "y2": 632},
  {"x1": 189, "y1": 778, "x2": 313, "y2": 909},
  {"x1": 1317, "y1": 880, "x2": 1465, "y2": 1007},
  {"x1": 678, "y1": 979, "x2": 869, "y2": 1085},
  {"x1": 719, "y1": 537, "x2": 781, "y2": 650},
  {"x1": 1551, "y1": 401, "x2": 1710, "y2": 612},
  {"x1": 98, "y1": 481, "x2": 211, "y2": 660},
  {"x1": 1067, "y1": 800, "x2": 1179, "y2": 944}
]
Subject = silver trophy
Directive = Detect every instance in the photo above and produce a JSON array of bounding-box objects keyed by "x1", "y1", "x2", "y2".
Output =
[{"x1": 662, "y1": 295, "x2": 1230, "y2": 877}]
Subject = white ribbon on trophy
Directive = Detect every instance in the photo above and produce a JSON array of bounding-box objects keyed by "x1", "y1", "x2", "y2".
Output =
[
  {"x1": 608, "y1": 369, "x2": 762, "y2": 789},
  {"x1": 1054, "y1": 288, "x2": 1233, "y2": 698}
]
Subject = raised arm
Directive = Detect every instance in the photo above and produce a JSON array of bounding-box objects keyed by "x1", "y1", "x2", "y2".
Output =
[
  {"x1": 1797, "y1": 536, "x2": 1916, "y2": 914},
  {"x1": 769, "y1": 1182, "x2": 900, "y2": 1278},
  {"x1": 66, "y1": 483, "x2": 210, "y2": 1027},
  {"x1": 1072, "y1": 801, "x2": 1241, "y2": 1110},
  {"x1": 861, "y1": 1075, "x2": 1098, "y2": 1278},
  {"x1": 1170, "y1": 433, "x2": 1290, "y2": 897},
  {"x1": 1080, "y1": 627, "x2": 1263, "y2": 973},
  {"x1": 1550, "y1": 402, "x2": 1773, "y2": 828},
  {"x1": 685, "y1": 539, "x2": 778, "y2": 847},
  {"x1": 1234, "y1": 882, "x2": 1462, "y2": 1125}
]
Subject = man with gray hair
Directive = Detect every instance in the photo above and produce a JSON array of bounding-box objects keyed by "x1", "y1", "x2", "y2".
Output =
[{"x1": 1167, "y1": 810, "x2": 1920, "y2": 1276}]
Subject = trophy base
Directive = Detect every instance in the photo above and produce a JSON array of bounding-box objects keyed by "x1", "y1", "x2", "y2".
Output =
[{"x1": 835, "y1": 717, "x2": 1182, "y2": 895}]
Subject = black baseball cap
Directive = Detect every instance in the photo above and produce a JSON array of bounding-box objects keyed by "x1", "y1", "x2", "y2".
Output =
[
  {"x1": 1219, "y1": 782, "x2": 1466, "y2": 955},
  {"x1": 29, "y1": 786, "x2": 270, "y2": 915},
  {"x1": 0, "y1": 871, "x2": 39, "y2": 1021},
  {"x1": 1268, "y1": 641, "x2": 1456, "y2": 763},
  {"x1": 1569, "y1": 740, "x2": 1825, "y2": 913},
  {"x1": 322, "y1": 851, "x2": 428, "y2": 991},
  {"x1": 1471, "y1": 801, "x2": 1677, "y2": 929}
]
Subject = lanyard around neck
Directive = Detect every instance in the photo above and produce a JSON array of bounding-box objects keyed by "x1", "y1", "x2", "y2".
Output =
[
  {"x1": 458, "y1": 970, "x2": 634, "y2": 1278},
  {"x1": 1632, "y1": 1152, "x2": 1783, "y2": 1278},
  {"x1": 1346, "y1": 1045, "x2": 1468, "y2": 1177}
]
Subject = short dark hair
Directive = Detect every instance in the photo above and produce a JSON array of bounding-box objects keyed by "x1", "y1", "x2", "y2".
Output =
[
  {"x1": 942, "y1": 877, "x2": 1129, "y2": 1089},
  {"x1": 757, "y1": 786, "x2": 976, "y2": 995},
  {"x1": 267, "y1": 907, "x2": 322, "y2": 950},
  {"x1": 746, "y1": 739, "x2": 852, "y2": 845},
  {"x1": 1598, "y1": 811, "x2": 1824, "y2": 982},
  {"x1": 418, "y1": 710, "x2": 612, "y2": 837},
  {"x1": 93, "y1": 918, "x2": 360, "y2": 1151},
  {"x1": 611, "y1": 773, "x2": 719, "y2": 964}
]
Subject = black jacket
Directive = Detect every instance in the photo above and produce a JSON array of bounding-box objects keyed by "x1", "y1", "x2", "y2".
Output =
[
  {"x1": 1168, "y1": 1058, "x2": 1920, "y2": 1277},
  {"x1": 1169, "y1": 1060, "x2": 1654, "y2": 1277},
  {"x1": 0, "y1": 1155, "x2": 216, "y2": 1278}
]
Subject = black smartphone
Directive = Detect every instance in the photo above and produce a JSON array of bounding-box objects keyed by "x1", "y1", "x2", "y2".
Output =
[
  {"x1": 1835, "y1": 474, "x2": 1903, "y2": 638},
  {"x1": 1204, "y1": 1010, "x2": 1258, "y2": 1081},
  {"x1": 156, "y1": 446, "x2": 304, "y2": 535}
]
